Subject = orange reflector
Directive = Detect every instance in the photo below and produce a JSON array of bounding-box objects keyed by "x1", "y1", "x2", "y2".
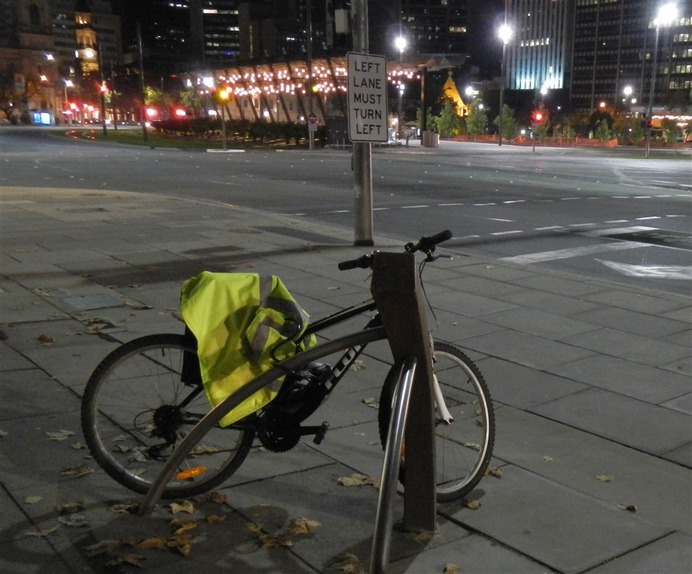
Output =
[{"x1": 176, "y1": 466, "x2": 208, "y2": 480}]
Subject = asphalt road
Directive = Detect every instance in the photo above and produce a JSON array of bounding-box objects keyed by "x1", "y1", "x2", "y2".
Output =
[{"x1": 1, "y1": 127, "x2": 691, "y2": 295}]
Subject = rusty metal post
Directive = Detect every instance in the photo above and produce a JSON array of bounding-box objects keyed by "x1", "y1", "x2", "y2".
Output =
[{"x1": 370, "y1": 252, "x2": 437, "y2": 532}]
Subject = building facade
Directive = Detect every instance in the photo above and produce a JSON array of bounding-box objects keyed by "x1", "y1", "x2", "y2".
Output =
[
  {"x1": 504, "y1": 0, "x2": 573, "y2": 92},
  {"x1": 570, "y1": 0, "x2": 692, "y2": 114}
]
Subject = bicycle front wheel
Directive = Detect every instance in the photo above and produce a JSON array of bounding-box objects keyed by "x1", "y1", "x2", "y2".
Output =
[
  {"x1": 378, "y1": 341, "x2": 495, "y2": 502},
  {"x1": 81, "y1": 333, "x2": 254, "y2": 498}
]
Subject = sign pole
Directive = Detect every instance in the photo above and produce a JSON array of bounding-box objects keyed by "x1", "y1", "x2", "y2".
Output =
[{"x1": 351, "y1": 0, "x2": 373, "y2": 246}]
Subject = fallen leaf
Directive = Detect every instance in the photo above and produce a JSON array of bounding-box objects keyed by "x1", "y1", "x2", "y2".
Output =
[
  {"x1": 170, "y1": 517, "x2": 198, "y2": 535},
  {"x1": 192, "y1": 490, "x2": 228, "y2": 506},
  {"x1": 58, "y1": 514, "x2": 88, "y2": 527},
  {"x1": 70, "y1": 441, "x2": 86, "y2": 450},
  {"x1": 25, "y1": 525, "x2": 59, "y2": 537},
  {"x1": 351, "y1": 360, "x2": 366, "y2": 371},
  {"x1": 205, "y1": 514, "x2": 227, "y2": 524},
  {"x1": 327, "y1": 286, "x2": 341, "y2": 291},
  {"x1": 361, "y1": 397, "x2": 376, "y2": 405},
  {"x1": 56, "y1": 501, "x2": 86, "y2": 514},
  {"x1": 109, "y1": 503, "x2": 137, "y2": 514},
  {"x1": 443, "y1": 563, "x2": 461, "y2": 574},
  {"x1": 337, "y1": 473, "x2": 380, "y2": 489},
  {"x1": 463, "y1": 442, "x2": 481, "y2": 451},
  {"x1": 83, "y1": 539, "x2": 123, "y2": 556},
  {"x1": 617, "y1": 504, "x2": 638, "y2": 513},
  {"x1": 329, "y1": 552, "x2": 365, "y2": 573},
  {"x1": 38, "y1": 334, "x2": 55, "y2": 345},
  {"x1": 246, "y1": 522, "x2": 263, "y2": 534},
  {"x1": 409, "y1": 530, "x2": 434, "y2": 544},
  {"x1": 596, "y1": 475, "x2": 614, "y2": 482},
  {"x1": 259, "y1": 532, "x2": 293, "y2": 549},
  {"x1": 464, "y1": 499, "x2": 481, "y2": 510},
  {"x1": 287, "y1": 517, "x2": 320, "y2": 535},
  {"x1": 136, "y1": 536, "x2": 168, "y2": 550},
  {"x1": 24, "y1": 496, "x2": 43, "y2": 504},
  {"x1": 0, "y1": 429, "x2": 8, "y2": 437},
  {"x1": 167, "y1": 533, "x2": 193, "y2": 556},
  {"x1": 451, "y1": 322, "x2": 459, "y2": 327},
  {"x1": 60, "y1": 464, "x2": 94, "y2": 478},
  {"x1": 190, "y1": 444, "x2": 219, "y2": 456},
  {"x1": 46, "y1": 429, "x2": 75, "y2": 441},
  {"x1": 170, "y1": 500, "x2": 195, "y2": 514},
  {"x1": 106, "y1": 554, "x2": 145, "y2": 568},
  {"x1": 485, "y1": 465, "x2": 503, "y2": 478},
  {"x1": 544, "y1": 455, "x2": 554, "y2": 463}
]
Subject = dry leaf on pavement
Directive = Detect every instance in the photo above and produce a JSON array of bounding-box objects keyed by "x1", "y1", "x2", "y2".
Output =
[
  {"x1": 24, "y1": 496, "x2": 43, "y2": 504},
  {"x1": 60, "y1": 464, "x2": 94, "y2": 478},
  {"x1": 337, "y1": 473, "x2": 380, "y2": 489},
  {"x1": 169, "y1": 500, "x2": 195, "y2": 514},
  {"x1": 106, "y1": 554, "x2": 145, "y2": 568},
  {"x1": 83, "y1": 539, "x2": 123, "y2": 556},
  {"x1": 56, "y1": 501, "x2": 85, "y2": 514},
  {"x1": 329, "y1": 552, "x2": 365, "y2": 573},
  {"x1": 46, "y1": 429, "x2": 75, "y2": 441},
  {"x1": 464, "y1": 499, "x2": 481, "y2": 510},
  {"x1": 617, "y1": 503, "x2": 637, "y2": 513},
  {"x1": 596, "y1": 475, "x2": 614, "y2": 482},
  {"x1": 287, "y1": 517, "x2": 320, "y2": 535},
  {"x1": 58, "y1": 514, "x2": 88, "y2": 527},
  {"x1": 443, "y1": 563, "x2": 461, "y2": 574},
  {"x1": 409, "y1": 529, "x2": 435, "y2": 544},
  {"x1": 259, "y1": 532, "x2": 293, "y2": 549},
  {"x1": 24, "y1": 525, "x2": 59, "y2": 537},
  {"x1": 170, "y1": 517, "x2": 198, "y2": 535},
  {"x1": 485, "y1": 465, "x2": 503, "y2": 478}
]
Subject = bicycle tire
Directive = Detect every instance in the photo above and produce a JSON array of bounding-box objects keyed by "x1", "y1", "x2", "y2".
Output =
[
  {"x1": 378, "y1": 341, "x2": 495, "y2": 502},
  {"x1": 81, "y1": 333, "x2": 255, "y2": 498}
]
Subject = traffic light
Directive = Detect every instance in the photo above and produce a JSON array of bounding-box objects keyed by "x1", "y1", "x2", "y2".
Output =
[{"x1": 532, "y1": 110, "x2": 544, "y2": 123}]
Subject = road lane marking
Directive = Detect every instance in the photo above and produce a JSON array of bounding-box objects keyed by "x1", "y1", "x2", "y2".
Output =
[
  {"x1": 500, "y1": 242, "x2": 640, "y2": 264},
  {"x1": 596, "y1": 260, "x2": 692, "y2": 280}
]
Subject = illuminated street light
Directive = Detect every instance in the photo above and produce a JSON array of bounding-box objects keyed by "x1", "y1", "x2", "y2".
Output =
[
  {"x1": 497, "y1": 22, "x2": 513, "y2": 146},
  {"x1": 646, "y1": 2, "x2": 678, "y2": 158},
  {"x1": 394, "y1": 35, "x2": 407, "y2": 138}
]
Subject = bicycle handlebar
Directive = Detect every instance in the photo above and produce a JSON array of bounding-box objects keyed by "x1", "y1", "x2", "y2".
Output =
[{"x1": 337, "y1": 230, "x2": 452, "y2": 271}]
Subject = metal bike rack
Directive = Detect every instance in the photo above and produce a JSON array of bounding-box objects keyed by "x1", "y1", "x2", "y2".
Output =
[{"x1": 370, "y1": 251, "x2": 438, "y2": 572}]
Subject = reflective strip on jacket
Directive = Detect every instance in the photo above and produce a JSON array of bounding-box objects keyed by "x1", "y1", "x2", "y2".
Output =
[{"x1": 180, "y1": 271, "x2": 314, "y2": 427}]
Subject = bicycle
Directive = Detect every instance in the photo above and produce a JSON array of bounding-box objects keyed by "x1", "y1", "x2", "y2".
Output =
[{"x1": 81, "y1": 231, "x2": 495, "y2": 502}]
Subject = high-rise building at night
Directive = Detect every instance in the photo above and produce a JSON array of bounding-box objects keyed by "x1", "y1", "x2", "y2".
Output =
[
  {"x1": 503, "y1": 0, "x2": 573, "y2": 93},
  {"x1": 570, "y1": 0, "x2": 692, "y2": 113}
]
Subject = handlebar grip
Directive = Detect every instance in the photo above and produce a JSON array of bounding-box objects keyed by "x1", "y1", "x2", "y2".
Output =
[
  {"x1": 338, "y1": 255, "x2": 372, "y2": 271},
  {"x1": 426, "y1": 229, "x2": 452, "y2": 246}
]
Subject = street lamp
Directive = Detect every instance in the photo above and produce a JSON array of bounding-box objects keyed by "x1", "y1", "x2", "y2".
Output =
[
  {"x1": 645, "y1": 2, "x2": 678, "y2": 158},
  {"x1": 497, "y1": 23, "x2": 513, "y2": 146},
  {"x1": 63, "y1": 79, "x2": 74, "y2": 124},
  {"x1": 394, "y1": 35, "x2": 407, "y2": 139}
]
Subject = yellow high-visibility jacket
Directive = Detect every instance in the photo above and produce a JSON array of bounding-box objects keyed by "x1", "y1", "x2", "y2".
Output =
[{"x1": 180, "y1": 272, "x2": 314, "y2": 427}]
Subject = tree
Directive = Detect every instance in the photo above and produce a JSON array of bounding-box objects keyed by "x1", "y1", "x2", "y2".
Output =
[
  {"x1": 465, "y1": 101, "x2": 488, "y2": 136},
  {"x1": 493, "y1": 104, "x2": 518, "y2": 141},
  {"x1": 594, "y1": 119, "x2": 612, "y2": 142},
  {"x1": 434, "y1": 98, "x2": 463, "y2": 137},
  {"x1": 416, "y1": 106, "x2": 435, "y2": 132}
]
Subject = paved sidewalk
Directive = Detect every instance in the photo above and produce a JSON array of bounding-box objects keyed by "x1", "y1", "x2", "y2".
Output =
[{"x1": 0, "y1": 186, "x2": 690, "y2": 573}]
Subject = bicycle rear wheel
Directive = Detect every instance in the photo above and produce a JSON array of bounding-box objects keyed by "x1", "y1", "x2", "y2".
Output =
[
  {"x1": 81, "y1": 333, "x2": 254, "y2": 498},
  {"x1": 378, "y1": 341, "x2": 495, "y2": 502}
]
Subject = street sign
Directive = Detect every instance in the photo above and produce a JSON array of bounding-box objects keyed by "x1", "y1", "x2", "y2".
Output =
[
  {"x1": 347, "y1": 52, "x2": 388, "y2": 143},
  {"x1": 307, "y1": 112, "x2": 318, "y2": 125}
]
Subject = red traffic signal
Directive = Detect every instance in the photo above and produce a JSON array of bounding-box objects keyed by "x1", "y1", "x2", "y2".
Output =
[{"x1": 532, "y1": 110, "x2": 544, "y2": 123}]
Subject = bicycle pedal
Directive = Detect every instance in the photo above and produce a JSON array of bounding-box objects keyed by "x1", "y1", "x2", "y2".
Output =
[{"x1": 313, "y1": 421, "x2": 329, "y2": 445}]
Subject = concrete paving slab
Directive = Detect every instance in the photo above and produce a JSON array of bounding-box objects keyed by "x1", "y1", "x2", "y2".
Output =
[
  {"x1": 531, "y1": 388, "x2": 692, "y2": 457},
  {"x1": 491, "y1": 407, "x2": 692, "y2": 534},
  {"x1": 0, "y1": 342, "x2": 36, "y2": 371},
  {"x1": 461, "y1": 329, "x2": 595, "y2": 370},
  {"x1": 662, "y1": 442, "x2": 692, "y2": 467},
  {"x1": 388, "y1": 531, "x2": 549, "y2": 574},
  {"x1": 435, "y1": 291, "x2": 518, "y2": 318},
  {"x1": 588, "y1": 532, "x2": 692, "y2": 574},
  {"x1": 573, "y1": 306, "x2": 691, "y2": 338},
  {"x1": 562, "y1": 327, "x2": 690, "y2": 368},
  {"x1": 582, "y1": 289, "x2": 687, "y2": 315},
  {"x1": 441, "y1": 465, "x2": 673, "y2": 574},
  {"x1": 550, "y1": 354, "x2": 692, "y2": 404},
  {"x1": 500, "y1": 289, "x2": 602, "y2": 316},
  {"x1": 511, "y1": 273, "x2": 607, "y2": 297},
  {"x1": 475, "y1": 357, "x2": 588, "y2": 409},
  {"x1": 0, "y1": 369, "x2": 79, "y2": 420},
  {"x1": 481, "y1": 307, "x2": 599, "y2": 340}
]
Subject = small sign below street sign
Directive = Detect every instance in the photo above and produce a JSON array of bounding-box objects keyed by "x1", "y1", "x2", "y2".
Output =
[{"x1": 347, "y1": 52, "x2": 388, "y2": 143}]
